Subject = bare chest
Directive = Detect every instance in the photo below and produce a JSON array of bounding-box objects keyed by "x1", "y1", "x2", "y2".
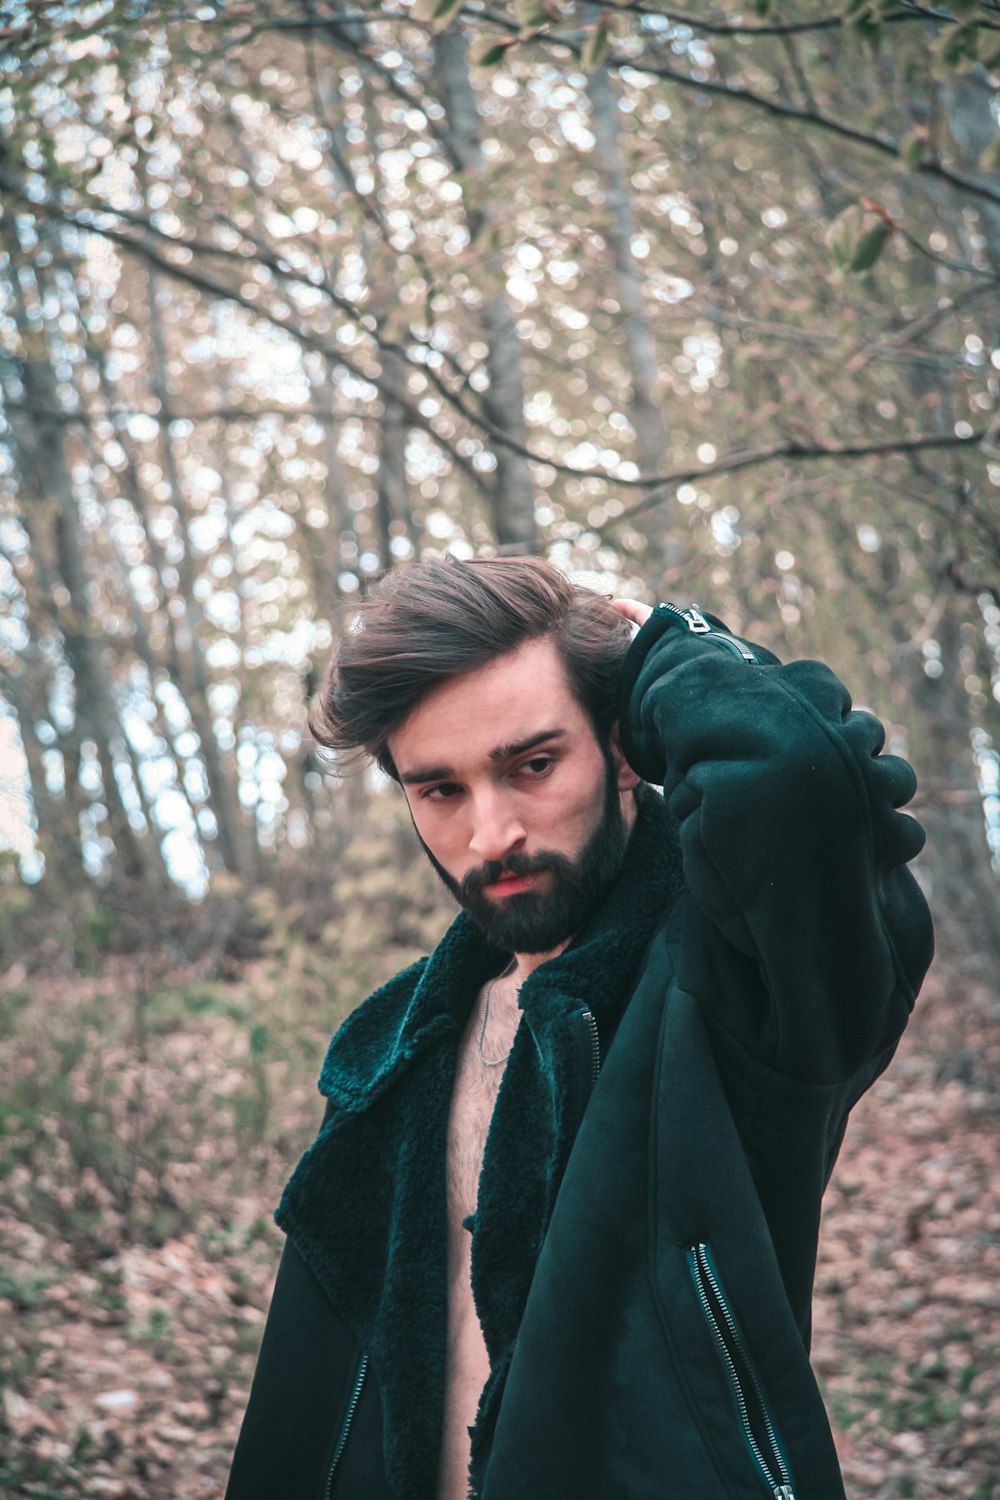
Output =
[
  {"x1": 445, "y1": 989, "x2": 521, "y2": 1227},
  {"x1": 438, "y1": 978, "x2": 524, "y2": 1500}
]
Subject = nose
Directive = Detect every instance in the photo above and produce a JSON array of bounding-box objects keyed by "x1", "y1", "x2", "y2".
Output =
[{"x1": 467, "y1": 788, "x2": 527, "y2": 864}]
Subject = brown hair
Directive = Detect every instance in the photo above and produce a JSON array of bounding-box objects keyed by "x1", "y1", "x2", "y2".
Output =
[{"x1": 310, "y1": 556, "x2": 634, "y2": 777}]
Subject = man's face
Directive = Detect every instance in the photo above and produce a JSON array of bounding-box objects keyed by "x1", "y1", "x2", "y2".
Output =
[{"x1": 387, "y1": 635, "x2": 639, "y2": 956}]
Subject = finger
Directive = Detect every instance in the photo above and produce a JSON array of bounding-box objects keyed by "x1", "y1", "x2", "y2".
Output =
[{"x1": 611, "y1": 598, "x2": 653, "y2": 628}]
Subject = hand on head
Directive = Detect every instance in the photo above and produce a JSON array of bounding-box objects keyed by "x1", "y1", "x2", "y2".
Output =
[{"x1": 610, "y1": 598, "x2": 653, "y2": 630}]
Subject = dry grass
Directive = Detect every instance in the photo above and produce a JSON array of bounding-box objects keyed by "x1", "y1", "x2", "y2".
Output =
[{"x1": 1, "y1": 913, "x2": 996, "y2": 1497}]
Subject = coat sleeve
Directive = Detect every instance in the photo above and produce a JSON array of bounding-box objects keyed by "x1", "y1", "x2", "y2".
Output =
[{"x1": 617, "y1": 606, "x2": 934, "y2": 1080}]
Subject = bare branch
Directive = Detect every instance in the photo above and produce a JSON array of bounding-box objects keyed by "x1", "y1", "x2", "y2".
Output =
[
  {"x1": 438, "y1": 13, "x2": 1000, "y2": 212},
  {"x1": 2, "y1": 178, "x2": 991, "y2": 520},
  {"x1": 606, "y1": 431, "x2": 995, "y2": 530},
  {"x1": 609, "y1": 60, "x2": 1000, "y2": 210}
]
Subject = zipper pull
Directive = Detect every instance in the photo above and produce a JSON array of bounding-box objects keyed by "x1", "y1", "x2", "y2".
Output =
[
  {"x1": 659, "y1": 603, "x2": 716, "y2": 633},
  {"x1": 773, "y1": 1486, "x2": 796, "y2": 1500},
  {"x1": 674, "y1": 603, "x2": 712, "y2": 633}
]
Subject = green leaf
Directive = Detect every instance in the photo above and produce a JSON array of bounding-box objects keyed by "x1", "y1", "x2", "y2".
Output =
[
  {"x1": 513, "y1": 0, "x2": 549, "y2": 31},
  {"x1": 753, "y1": 0, "x2": 774, "y2": 16},
  {"x1": 468, "y1": 33, "x2": 513, "y2": 74},
  {"x1": 580, "y1": 19, "x2": 611, "y2": 73},
  {"x1": 412, "y1": 0, "x2": 466, "y2": 31},
  {"x1": 848, "y1": 221, "x2": 889, "y2": 273},
  {"x1": 249, "y1": 1023, "x2": 270, "y2": 1058},
  {"x1": 898, "y1": 126, "x2": 929, "y2": 170},
  {"x1": 933, "y1": 22, "x2": 978, "y2": 76},
  {"x1": 845, "y1": 13, "x2": 882, "y2": 52},
  {"x1": 825, "y1": 205, "x2": 891, "y2": 274},
  {"x1": 825, "y1": 204, "x2": 863, "y2": 271}
]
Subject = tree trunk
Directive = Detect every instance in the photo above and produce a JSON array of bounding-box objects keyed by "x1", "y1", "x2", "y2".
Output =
[
  {"x1": 939, "y1": 70, "x2": 1000, "y2": 262},
  {"x1": 586, "y1": 60, "x2": 667, "y2": 479},
  {"x1": 145, "y1": 261, "x2": 255, "y2": 879},
  {"x1": 6, "y1": 254, "x2": 157, "y2": 888},
  {"x1": 432, "y1": 29, "x2": 536, "y2": 552},
  {"x1": 370, "y1": 282, "x2": 416, "y2": 569},
  {"x1": 0, "y1": 659, "x2": 82, "y2": 887},
  {"x1": 587, "y1": 54, "x2": 686, "y2": 585},
  {"x1": 910, "y1": 600, "x2": 1000, "y2": 968}
]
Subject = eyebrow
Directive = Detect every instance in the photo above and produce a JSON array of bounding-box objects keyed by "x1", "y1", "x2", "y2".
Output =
[{"x1": 398, "y1": 728, "x2": 566, "y2": 786}]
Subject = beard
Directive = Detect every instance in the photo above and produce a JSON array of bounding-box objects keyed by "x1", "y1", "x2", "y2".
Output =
[{"x1": 420, "y1": 759, "x2": 631, "y2": 954}]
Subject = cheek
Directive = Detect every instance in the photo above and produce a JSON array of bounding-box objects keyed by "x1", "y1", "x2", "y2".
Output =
[
  {"x1": 407, "y1": 801, "x2": 466, "y2": 870},
  {"x1": 544, "y1": 766, "x2": 608, "y2": 838}
]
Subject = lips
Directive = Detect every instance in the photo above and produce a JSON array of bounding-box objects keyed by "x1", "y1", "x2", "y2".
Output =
[{"x1": 484, "y1": 872, "x2": 542, "y2": 898}]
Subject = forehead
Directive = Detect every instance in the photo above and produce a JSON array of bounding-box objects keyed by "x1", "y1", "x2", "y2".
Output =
[{"x1": 389, "y1": 636, "x2": 591, "y2": 771}]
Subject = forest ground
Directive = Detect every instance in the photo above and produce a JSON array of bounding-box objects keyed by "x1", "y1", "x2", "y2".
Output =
[{"x1": 1, "y1": 929, "x2": 997, "y2": 1499}]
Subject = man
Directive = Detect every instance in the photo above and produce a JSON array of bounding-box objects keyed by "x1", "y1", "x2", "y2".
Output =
[{"x1": 227, "y1": 556, "x2": 933, "y2": 1500}]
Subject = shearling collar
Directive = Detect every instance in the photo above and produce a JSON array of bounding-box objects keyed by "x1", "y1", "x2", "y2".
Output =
[
  {"x1": 315, "y1": 786, "x2": 681, "y2": 1108},
  {"x1": 277, "y1": 789, "x2": 682, "y2": 1500}
]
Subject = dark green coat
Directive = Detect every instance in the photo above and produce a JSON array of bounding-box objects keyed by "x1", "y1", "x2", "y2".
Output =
[{"x1": 227, "y1": 608, "x2": 933, "y2": 1500}]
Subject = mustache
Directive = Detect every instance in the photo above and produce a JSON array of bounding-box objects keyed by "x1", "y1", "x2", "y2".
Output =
[{"x1": 459, "y1": 851, "x2": 563, "y2": 902}]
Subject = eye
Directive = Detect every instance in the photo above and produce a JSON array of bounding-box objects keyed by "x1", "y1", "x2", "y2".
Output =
[
  {"x1": 517, "y1": 755, "x2": 555, "y2": 779},
  {"x1": 421, "y1": 781, "x2": 462, "y2": 802}
]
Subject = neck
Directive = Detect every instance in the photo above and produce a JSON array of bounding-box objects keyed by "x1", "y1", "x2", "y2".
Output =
[{"x1": 509, "y1": 938, "x2": 572, "y2": 987}]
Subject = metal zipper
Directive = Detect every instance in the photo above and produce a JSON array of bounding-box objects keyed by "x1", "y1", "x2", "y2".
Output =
[
  {"x1": 686, "y1": 1243, "x2": 796, "y2": 1500},
  {"x1": 660, "y1": 603, "x2": 759, "y2": 664},
  {"x1": 581, "y1": 1009, "x2": 601, "y2": 1089},
  {"x1": 673, "y1": 603, "x2": 713, "y2": 634},
  {"x1": 323, "y1": 1352, "x2": 368, "y2": 1500}
]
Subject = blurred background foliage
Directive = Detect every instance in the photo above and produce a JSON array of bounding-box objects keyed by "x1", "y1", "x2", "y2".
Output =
[
  {"x1": 0, "y1": 3, "x2": 998, "y2": 1496},
  {"x1": 0, "y1": 0, "x2": 997, "y2": 930}
]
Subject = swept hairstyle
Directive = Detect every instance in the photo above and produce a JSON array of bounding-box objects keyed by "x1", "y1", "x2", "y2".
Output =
[{"x1": 310, "y1": 556, "x2": 635, "y2": 777}]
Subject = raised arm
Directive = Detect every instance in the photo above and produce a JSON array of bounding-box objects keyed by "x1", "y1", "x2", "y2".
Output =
[{"x1": 617, "y1": 603, "x2": 934, "y2": 1082}]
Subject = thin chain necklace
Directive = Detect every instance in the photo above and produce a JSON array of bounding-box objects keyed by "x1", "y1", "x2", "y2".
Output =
[{"x1": 478, "y1": 958, "x2": 519, "y2": 1067}]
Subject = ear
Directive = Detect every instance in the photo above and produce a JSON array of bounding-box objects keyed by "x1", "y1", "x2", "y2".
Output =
[{"x1": 608, "y1": 722, "x2": 641, "y2": 793}]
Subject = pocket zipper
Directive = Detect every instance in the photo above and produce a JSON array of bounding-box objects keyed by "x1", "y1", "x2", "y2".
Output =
[
  {"x1": 659, "y1": 603, "x2": 759, "y2": 664},
  {"x1": 686, "y1": 1243, "x2": 796, "y2": 1500},
  {"x1": 581, "y1": 1009, "x2": 601, "y2": 1090},
  {"x1": 323, "y1": 1352, "x2": 368, "y2": 1500}
]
